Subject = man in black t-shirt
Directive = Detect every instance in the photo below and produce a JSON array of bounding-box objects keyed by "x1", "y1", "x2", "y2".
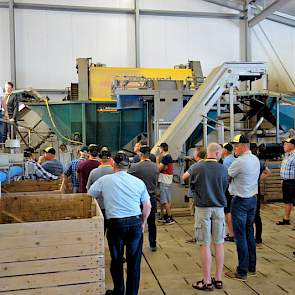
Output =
[
  {"x1": 129, "y1": 145, "x2": 159, "y2": 251},
  {"x1": 190, "y1": 143, "x2": 228, "y2": 291}
]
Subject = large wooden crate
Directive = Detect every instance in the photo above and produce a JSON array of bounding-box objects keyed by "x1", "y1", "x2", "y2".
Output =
[
  {"x1": 0, "y1": 193, "x2": 104, "y2": 294},
  {"x1": 2, "y1": 179, "x2": 62, "y2": 193},
  {"x1": 260, "y1": 161, "x2": 283, "y2": 202}
]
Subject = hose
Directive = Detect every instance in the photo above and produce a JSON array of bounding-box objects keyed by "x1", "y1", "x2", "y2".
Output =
[{"x1": 44, "y1": 98, "x2": 83, "y2": 145}]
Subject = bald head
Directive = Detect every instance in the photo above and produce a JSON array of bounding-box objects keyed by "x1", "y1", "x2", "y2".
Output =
[{"x1": 207, "y1": 143, "x2": 222, "y2": 161}]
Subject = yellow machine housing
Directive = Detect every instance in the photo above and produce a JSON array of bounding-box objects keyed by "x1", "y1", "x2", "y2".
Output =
[{"x1": 89, "y1": 66, "x2": 193, "y2": 101}]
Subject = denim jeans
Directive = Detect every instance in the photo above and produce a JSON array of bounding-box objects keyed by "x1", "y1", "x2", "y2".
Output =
[
  {"x1": 107, "y1": 215, "x2": 143, "y2": 295},
  {"x1": 147, "y1": 196, "x2": 157, "y2": 248},
  {"x1": 0, "y1": 112, "x2": 5, "y2": 143},
  {"x1": 254, "y1": 196, "x2": 262, "y2": 243},
  {"x1": 231, "y1": 196, "x2": 257, "y2": 276}
]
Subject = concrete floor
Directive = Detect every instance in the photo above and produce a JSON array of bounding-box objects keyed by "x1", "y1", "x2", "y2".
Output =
[{"x1": 105, "y1": 203, "x2": 295, "y2": 294}]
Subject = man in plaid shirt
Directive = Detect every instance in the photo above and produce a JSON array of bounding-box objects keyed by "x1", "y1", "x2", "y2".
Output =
[
  {"x1": 277, "y1": 137, "x2": 295, "y2": 226},
  {"x1": 62, "y1": 146, "x2": 89, "y2": 193},
  {"x1": 24, "y1": 148, "x2": 58, "y2": 180}
]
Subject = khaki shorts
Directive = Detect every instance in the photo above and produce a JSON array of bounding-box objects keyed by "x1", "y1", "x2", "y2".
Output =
[{"x1": 195, "y1": 207, "x2": 225, "y2": 245}]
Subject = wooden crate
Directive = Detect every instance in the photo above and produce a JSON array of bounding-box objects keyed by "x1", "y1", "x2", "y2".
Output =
[
  {"x1": 2, "y1": 179, "x2": 62, "y2": 193},
  {"x1": 260, "y1": 161, "x2": 283, "y2": 202},
  {"x1": 0, "y1": 193, "x2": 104, "y2": 294}
]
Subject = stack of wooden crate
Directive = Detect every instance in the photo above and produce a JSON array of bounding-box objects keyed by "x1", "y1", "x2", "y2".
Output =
[
  {"x1": 2, "y1": 179, "x2": 62, "y2": 193},
  {"x1": 0, "y1": 193, "x2": 104, "y2": 295},
  {"x1": 260, "y1": 160, "x2": 282, "y2": 202}
]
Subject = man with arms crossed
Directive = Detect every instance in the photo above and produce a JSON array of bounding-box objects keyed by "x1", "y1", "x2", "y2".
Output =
[
  {"x1": 190, "y1": 143, "x2": 228, "y2": 291},
  {"x1": 88, "y1": 151, "x2": 151, "y2": 295},
  {"x1": 225, "y1": 134, "x2": 260, "y2": 281}
]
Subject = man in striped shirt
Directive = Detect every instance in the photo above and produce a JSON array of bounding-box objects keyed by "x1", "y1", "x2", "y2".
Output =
[
  {"x1": 62, "y1": 146, "x2": 88, "y2": 193},
  {"x1": 24, "y1": 148, "x2": 58, "y2": 180},
  {"x1": 277, "y1": 137, "x2": 295, "y2": 226}
]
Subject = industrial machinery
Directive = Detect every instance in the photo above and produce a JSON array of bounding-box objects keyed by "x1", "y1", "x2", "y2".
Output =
[{"x1": 28, "y1": 59, "x2": 295, "y2": 156}]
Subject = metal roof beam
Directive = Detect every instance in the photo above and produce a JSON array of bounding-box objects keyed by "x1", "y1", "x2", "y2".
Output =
[
  {"x1": 202, "y1": 0, "x2": 243, "y2": 12},
  {"x1": 249, "y1": 0, "x2": 292, "y2": 27},
  {"x1": 140, "y1": 9, "x2": 239, "y2": 19},
  {"x1": 14, "y1": 3, "x2": 134, "y2": 14}
]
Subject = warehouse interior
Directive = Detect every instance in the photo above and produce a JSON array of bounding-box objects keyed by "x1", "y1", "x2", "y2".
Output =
[{"x1": 0, "y1": 0, "x2": 295, "y2": 294}]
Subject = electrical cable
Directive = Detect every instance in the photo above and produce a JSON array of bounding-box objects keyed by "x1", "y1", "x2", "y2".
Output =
[{"x1": 44, "y1": 98, "x2": 83, "y2": 145}]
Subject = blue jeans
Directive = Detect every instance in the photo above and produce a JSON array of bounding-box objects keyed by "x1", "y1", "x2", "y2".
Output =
[
  {"x1": 231, "y1": 196, "x2": 257, "y2": 276},
  {"x1": 147, "y1": 196, "x2": 157, "y2": 248},
  {"x1": 107, "y1": 216, "x2": 143, "y2": 295},
  {"x1": 0, "y1": 112, "x2": 5, "y2": 143}
]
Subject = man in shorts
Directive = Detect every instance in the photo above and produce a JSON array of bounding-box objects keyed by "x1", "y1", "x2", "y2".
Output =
[
  {"x1": 190, "y1": 143, "x2": 228, "y2": 291},
  {"x1": 276, "y1": 137, "x2": 295, "y2": 225}
]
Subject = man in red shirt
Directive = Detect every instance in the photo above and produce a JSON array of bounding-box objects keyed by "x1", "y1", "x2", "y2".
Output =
[
  {"x1": 157, "y1": 143, "x2": 174, "y2": 224},
  {"x1": 77, "y1": 145, "x2": 100, "y2": 192}
]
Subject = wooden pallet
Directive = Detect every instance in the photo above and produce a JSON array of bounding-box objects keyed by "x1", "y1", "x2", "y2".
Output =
[
  {"x1": 260, "y1": 161, "x2": 282, "y2": 202},
  {"x1": 0, "y1": 193, "x2": 104, "y2": 294}
]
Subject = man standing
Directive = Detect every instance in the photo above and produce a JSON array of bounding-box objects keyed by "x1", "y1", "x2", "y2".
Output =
[
  {"x1": 77, "y1": 144, "x2": 100, "y2": 193},
  {"x1": 0, "y1": 86, "x2": 9, "y2": 143},
  {"x1": 62, "y1": 146, "x2": 88, "y2": 193},
  {"x1": 88, "y1": 151, "x2": 151, "y2": 295},
  {"x1": 133, "y1": 140, "x2": 156, "y2": 163},
  {"x1": 276, "y1": 137, "x2": 295, "y2": 226},
  {"x1": 23, "y1": 148, "x2": 58, "y2": 180},
  {"x1": 225, "y1": 134, "x2": 260, "y2": 281},
  {"x1": 129, "y1": 145, "x2": 159, "y2": 251},
  {"x1": 87, "y1": 146, "x2": 114, "y2": 231},
  {"x1": 41, "y1": 147, "x2": 64, "y2": 177},
  {"x1": 4, "y1": 82, "x2": 19, "y2": 139},
  {"x1": 222, "y1": 143, "x2": 235, "y2": 242},
  {"x1": 190, "y1": 143, "x2": 228, "y2": 291},
  {"x1": 157, "y1": 142, "x2": 174, "y2": 224}
]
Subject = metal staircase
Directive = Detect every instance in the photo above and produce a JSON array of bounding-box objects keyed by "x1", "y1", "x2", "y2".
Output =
[{"x1": 151, "y1": 62, "x2": 266, "y2": 158}]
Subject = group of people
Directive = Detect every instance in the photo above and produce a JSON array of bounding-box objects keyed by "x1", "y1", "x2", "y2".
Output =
[
  {"x1": 185, "y1": 135, "x2": 295, "y2": 291},
  {"x1": 20, "y1": 134, "x2": 295, "y2": 295}
]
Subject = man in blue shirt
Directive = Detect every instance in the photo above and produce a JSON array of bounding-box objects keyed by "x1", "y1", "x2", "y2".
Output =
[
  {"x1": 88, "y1": 151, "x2": 151, "y2": 295},
  {"x1": 225, "y1": 134, "x2": 260, "y2": 282}
]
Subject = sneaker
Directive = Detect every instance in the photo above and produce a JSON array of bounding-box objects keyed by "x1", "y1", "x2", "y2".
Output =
[
  {"x1": 158, "y1": 214, "x2": 168, "y2": 223},
  {"x1": 256, "y1": 243, "x2": 263, "y2": 249},
  {"x1": 225, "y1": 271, "x2": 247, "y2": 281},
  {"x1": 105, "y1": 290, "x2": 114, "y2": 295},
  {"x1": 149, "y1": 246, "x2": 157, "y2": 252},
  {"x1": 225, "y1": 235, "x2": 235, "y2": 242},
  {"x1": 248, "y1": 271, "x2": 257, "y2": 277},
  {"x1": 276, "y1": 219, "x2": 290, "y2": 225},
  {"x1": 164, "y1": 217, "x2": 175, "y2": 225}
]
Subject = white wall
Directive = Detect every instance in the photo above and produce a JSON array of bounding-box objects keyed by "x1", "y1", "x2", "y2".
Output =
[
  {"x1": 15, "y1": 9, "x2": 135, "y2": 89},
  {"x1": 0, "y1": 0, "x2": 294, "y2": 94},
  {"x1": 252, "y1": 20, "x2": 295, "y2": 93},
  {"x1": 140, "y1": 16, "x2": 240, "y2": 75},
  {"x1": 0, "y1": 8, "x2": 11, "y2": 88}
]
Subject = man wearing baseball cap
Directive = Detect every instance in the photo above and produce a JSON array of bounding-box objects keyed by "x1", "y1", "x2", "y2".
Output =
[
  {"x1": 88, "y1": 151, "x2": 151, "y2": 295},
  {"x1": 129, "y1": 145, "x2": 159, "y2": 251},
  {"x1": 225, "y1": 134, "x2": 260, "y2": 281},
  {"x1": 41, "y1": 147, "x2": 64, "y2": 177},
  {"x1": 276, "y1": 137, "x2": 295, "y2": 226}
]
